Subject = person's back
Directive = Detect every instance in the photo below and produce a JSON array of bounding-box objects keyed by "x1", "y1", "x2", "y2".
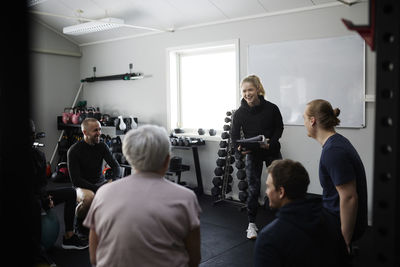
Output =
[
  {"x1": 86, "y1": 173, "x2": 200, "y2": 267},
  {"x1": 255, "y1": 197, "x2": 349, "y2": 267}
]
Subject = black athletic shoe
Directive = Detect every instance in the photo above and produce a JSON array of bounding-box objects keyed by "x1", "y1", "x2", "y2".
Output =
[{"x1": 61, "y1": 234, "x2": 89, "y2": 250}]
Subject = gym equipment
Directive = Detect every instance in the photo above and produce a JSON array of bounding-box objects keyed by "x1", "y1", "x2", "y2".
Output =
[
  {"x1": 62, "y1": 108, "x2": 73, "y2": 124},
  {"x1": 235, "y1": 160, "x2": 245, "y2": 169},
  {"x1": 198, "y1": 128, "x2": 205, "y2": 135},
  {"x1": 219, "y1": 140, "x2": 227, "y2": 148},
  {"x1": 214, "y1": 167, "x2": 224, "y2": 176},
  {"x1": 209, "y1": 129, "x2": 217, "y2": 136},
  {"x1": 224, "y1": 165, "x2": 234, "y2": 174},
  {"x1": 50, "y1": 162, "x2": 70, "y2": 183},
  {"x1": 212, "y1": 109, "x2": 246, "y2": 211},
  {"x1": 41, "y1": 209, "x2": 60, "y2": 250},
  {"x1": 238, "y1": 180, "x2": 248, "y2": 191},
  {"x1": 211, "y1": 186, "x2": 222, "y2": 197},
  {"x1": 110, "y1": 136, "x2": 122, "y2": 153},
  {"x1": 71, "y1": 108, "x2": 80, "y2": 125},
  {"x1": 237, "y1": 169, "x2": 246, "y2": 180},
  {"x1": 223, "y1": 124, "x2": 231, "y2": 131},
  {"x1": 221, "y1": 132, "x2": 230, "y2": 139},
  {"x1": 238, "y1": 191, "x2": 248, "y2": 202},
  {"x1": 212, "y1": 177, "x2": 223, "y2": 187},
  {"x1": 217, "y1": 149, "x2": 227, "y2": 157},
  {"x1": 216, "y1": 158, "x2": 226, "y2": 167},
  {"x1": 169, "y1": 156, "x2": 182, "y2": 172}
]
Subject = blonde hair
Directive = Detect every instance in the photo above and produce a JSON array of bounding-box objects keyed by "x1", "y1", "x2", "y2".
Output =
[
  {"x1": 306, "y1": 99, "x2": 340, "y2": 130},
  {"x1": 241, "y1": 75, "x2": 265, "y2": 96}
]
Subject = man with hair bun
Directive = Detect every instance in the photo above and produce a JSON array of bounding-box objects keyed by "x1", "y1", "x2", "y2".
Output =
[{"x1": 303, "y1": 99, "x2": 368, "y2": 254}]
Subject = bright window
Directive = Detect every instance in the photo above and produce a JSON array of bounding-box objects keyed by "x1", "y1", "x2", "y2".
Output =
[{"x1": 168, "y1": 41, "x2": 239, "y2": 133}]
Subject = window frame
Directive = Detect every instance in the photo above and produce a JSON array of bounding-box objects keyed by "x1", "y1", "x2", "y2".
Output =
[{"x1": 166, "y1": 39, "x2": 240, "y2": 138}]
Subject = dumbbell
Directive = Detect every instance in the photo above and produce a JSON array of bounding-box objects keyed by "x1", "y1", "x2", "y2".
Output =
[
  {"x1": 216, "y1": 158, "x2": 226, "y2": 167},
  {"x1": 221, "y1": 132, "x2": 230, "y2": 139},
  {"x1": 237, "y1": 169, "x2": 246, "y2": 180},
  {"x1": 226, "y1": 111, "x2": 232, "y2": 116},
  {"x1": 178, "y1": 137, "x2": 185, "y2": 146},
  {"x1": 223, "y1": 125, "x2": 231, "y2": 131},
  {"x1": 226, "y1": 174, "x2": 233, "y2": 183},
  {"x1": 171, "y1": 138, "x2": 179, "y2": 146},
  {"x1": 235, "y1": 160, "x2": 245, "y2": 169},
  {"x1": 224, "y1": 165, "x2": 234, "y2": 174},
  {"x1": 238, "y1": 180, "x2": 248, "y2": 191},
  {"x1": 212, "y1": 177, "x2": 223, "y2": 187},
  {"x1": 219, "y1": 140, "x2": 227, "y2": 148},
  {"x1": 239, "y1": 191, "x2": 248, "y2": 202},
  {"x1": 214, "y1": 167, "x2": 224, "y2": 176},
  {"x1": 217, "y1": 149, "x2": 227, "y2": 157},
  {"x1": 183, "y1": 137, "x2": 191, "y2": 146},
  {"x1": 224, "y1": 117, "x2": 232, "y2": 123},
  {"x1": 227, "y1": 156, "x2": 235, "y2": 164},
  {"x1": 211, "y1": 186, "x2": 222, "y2": 197}
]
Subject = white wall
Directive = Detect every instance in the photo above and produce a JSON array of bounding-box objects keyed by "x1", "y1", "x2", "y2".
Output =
[
  {"x1": 30, "y1": 20, "x2": 81, "y2": 167},
  {"x1": 78, "y1": 3, "x2": 374, "y2": 222}
]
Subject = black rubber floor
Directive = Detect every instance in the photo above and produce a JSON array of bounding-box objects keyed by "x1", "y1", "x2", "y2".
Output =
[{"x1": 46, "y1": 194, "x2": 371, "y2": 267}]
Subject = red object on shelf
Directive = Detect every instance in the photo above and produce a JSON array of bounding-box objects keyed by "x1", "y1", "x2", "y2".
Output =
[{"x1": 341, "y1": 0, "x2": 375, "y2": 51}]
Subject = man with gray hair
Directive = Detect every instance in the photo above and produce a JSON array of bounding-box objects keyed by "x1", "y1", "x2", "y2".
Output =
[
  {"x1": 83, "y1": 124, "x2": 201, "y2": 267},
  {"x1": 67, "y1": 118, "x2": 121, "y2": 238}
]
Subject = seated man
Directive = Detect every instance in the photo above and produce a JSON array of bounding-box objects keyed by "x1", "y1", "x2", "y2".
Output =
[
  {"x1": 30, "y1": 119, "x2": 87, "y2": 266},
  {"x1": 67, "y1": 118, "x2": 121, "y2": 237},
  {"x1": 83, "y1": 125, "x2": 201, "y2": 267},
  {"x1": 254, "y1": 159, "x2": 350, "y2": 267}
]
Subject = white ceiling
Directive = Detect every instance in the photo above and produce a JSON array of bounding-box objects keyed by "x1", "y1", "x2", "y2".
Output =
[{"x1": 28, "y1": 0, "x2": 365, "y2": 46}]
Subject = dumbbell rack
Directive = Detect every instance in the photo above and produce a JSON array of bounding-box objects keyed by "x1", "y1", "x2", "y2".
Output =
[{"x1": 212, "y1": 110, "x2": 246, "y2": 211}]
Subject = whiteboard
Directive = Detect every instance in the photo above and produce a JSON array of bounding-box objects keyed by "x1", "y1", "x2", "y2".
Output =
[{"x1": 248, "y1": 35, "x2": 365, "y2": 128}]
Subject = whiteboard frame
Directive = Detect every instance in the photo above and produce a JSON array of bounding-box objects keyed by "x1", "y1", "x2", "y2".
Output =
[{"x1": 246, "y1": 35, "x2": 366, "y2": 129}]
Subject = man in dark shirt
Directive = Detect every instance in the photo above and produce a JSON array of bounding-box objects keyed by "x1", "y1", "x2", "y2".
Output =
[
  {"x1": 67, "y1": 118, "x2": 121, "y2": 237},
  {"x1": 254, "y1": 159, "x2": 350, "y2": 267}
]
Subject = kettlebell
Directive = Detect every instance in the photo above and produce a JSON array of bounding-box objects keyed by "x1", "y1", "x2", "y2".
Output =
[
  {"x1": 130, "y1": 116, "x2": 138, "y2": 129},
  {"x1": 62, "y1": 108, "x2": 73, "y2": 124},
  {"x1": 118, "y1": 115, "x2": 126, "y2": 131},
  {"x1": 71, "y1": 107, "x2": 80, "y2": 125}
]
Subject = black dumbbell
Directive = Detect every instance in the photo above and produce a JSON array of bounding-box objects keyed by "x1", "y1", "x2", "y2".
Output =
[
  {"x1": 211, "y1": 186, "x2": 222, "y2": 197},
  {"x1": 221, "y1": 132, "x2": 230, "y2": 139},
  {"x1": 228, "y1": 156, "x2": 235, "y2": 164},
  {"x1": 183, "y1": 137, "x2": 191, "y2": 146},
  {"x1": 214, "y1": 167, "x2": 224, "y2": 176},
  {"x1": 226, "y1": 111, "x2": 232, "y2": 116},
  {"x1": 212, "y1": 177, "x2": 222, "y2": 187},
  {"x1": 226, "y1": 174, "x2": 233, "y2": 183},
  {"x1": 239, "y1": 191, "x2": 248, "y2": 202},
  {"x1": 216, "y1": 158, "x2": 226, "y2": 167},
  {"x1": 224, "y1": 165, "x2": 234, "y2": 174},
  {"x1": 224, "y1": 117, "x2": 232, "y2": 123},
  {"x1": 235, "y1": 160, "x2": 245, "y2": 169},
  {"x1": 219, "y1": 140, "x2": 227, "y2": 148},
  {"x1": 217, "y1": 149, "x2": 227, "y2": 157},
  {"x1": 223, "y1": 124, "x2": 231, "y2": 131},
  {"x1": 171, "y1": 138, "x2": 178, "y2": 146},
  {"x1": 178, "y1": 137, "x2": 185, "y2": 146},
  {"x1": 238, "y1": 180, "x2": 248, "y2": 191},
  {"x1": 237, "y1": 169, "x2": 246, "y2": 180}
]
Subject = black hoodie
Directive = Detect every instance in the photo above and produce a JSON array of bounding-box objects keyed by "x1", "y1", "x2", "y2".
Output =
[
  {"x1": 254, "y1": 198, "x2": 350, "y2": 267},
  {"x1": 231, "y1": 95, "x2": 283, "y2": 157}
]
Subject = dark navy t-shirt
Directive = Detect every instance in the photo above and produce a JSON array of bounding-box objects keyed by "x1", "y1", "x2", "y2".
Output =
[{"x1": 319, "y1": 133, "x2": 368, "y2": 240}]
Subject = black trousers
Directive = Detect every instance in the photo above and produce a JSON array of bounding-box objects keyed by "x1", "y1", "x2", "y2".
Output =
[
  {"x1": 246, "y1": 152, "x2": 282, "y2": 223},
  {"x1": 47, "y1": 187, "x2": 77, "y2": 232}
]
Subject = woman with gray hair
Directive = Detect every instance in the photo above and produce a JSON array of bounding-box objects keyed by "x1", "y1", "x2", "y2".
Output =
[{"x1": 83, "y1": 125, "x2": 201, "y2": 267}]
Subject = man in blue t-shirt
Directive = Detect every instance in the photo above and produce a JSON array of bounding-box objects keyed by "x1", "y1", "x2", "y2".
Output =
[{"x1": 303, "y1": 99, "x2": 368, "y2": 253}]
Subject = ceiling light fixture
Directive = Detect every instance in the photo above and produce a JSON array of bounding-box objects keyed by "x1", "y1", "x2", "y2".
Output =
[
  {"x1": 63, "y1": 17, "x2": 125, "y2": 35},
  {"x1": 27, "y1": 0, "x2": 48, "y2": 7}
]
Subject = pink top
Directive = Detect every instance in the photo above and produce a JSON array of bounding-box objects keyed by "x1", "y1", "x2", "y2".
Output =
[{"x1": 84, "y1": 172, "x2": 201, "y2": 267}]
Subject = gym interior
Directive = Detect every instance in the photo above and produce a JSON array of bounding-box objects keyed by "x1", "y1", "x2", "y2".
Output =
[{"x1": 0, "y1": 1, "x2": 398, "y2": 266}]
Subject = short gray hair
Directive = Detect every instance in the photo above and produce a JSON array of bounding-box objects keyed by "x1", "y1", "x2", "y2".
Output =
[{"x1": 122, "y1": 124, "x2": 171, "y2": 172}]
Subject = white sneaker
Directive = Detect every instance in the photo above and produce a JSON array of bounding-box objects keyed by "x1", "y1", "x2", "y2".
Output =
[{"x1": 246, "y1": 223, "x2": 258, "y2": 239}]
